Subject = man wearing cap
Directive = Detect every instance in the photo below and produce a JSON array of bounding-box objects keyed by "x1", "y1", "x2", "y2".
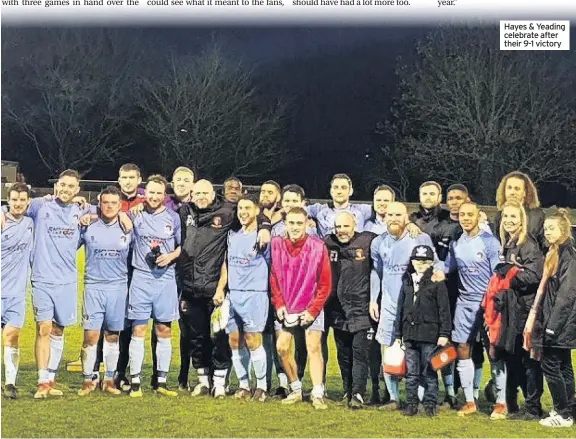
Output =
[{"x1": 271, "y1": 206, "x2": 332, "y2": 410}]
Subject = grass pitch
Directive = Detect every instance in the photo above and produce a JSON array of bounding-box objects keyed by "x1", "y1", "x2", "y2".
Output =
[{"x1": 1, "y1": 251, "x2": 575, "y2": 438}]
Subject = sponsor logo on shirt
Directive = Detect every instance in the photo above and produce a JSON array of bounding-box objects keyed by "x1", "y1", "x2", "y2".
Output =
[
  {"x1": 94, "y1": 248, "x2": 123, "y2": 259},
  {"x1": 48, "y1": 226, "x2": 77, "y2": 238},
  {"x1": 212, "y1": 216, "x2": 222, "y2": 229},
  {"x1": 3, "y1": 242, "x2": 30, "y2": 253}
]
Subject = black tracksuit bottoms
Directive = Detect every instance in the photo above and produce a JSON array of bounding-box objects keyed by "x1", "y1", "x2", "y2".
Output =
[{"x1": 333, "y1": 328, "x2": 370, "y2": 396}]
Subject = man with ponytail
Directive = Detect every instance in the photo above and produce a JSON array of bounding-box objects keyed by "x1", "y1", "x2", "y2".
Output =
[{"x1": 528, "y1": 208, "x2": 575, "y2": 428}]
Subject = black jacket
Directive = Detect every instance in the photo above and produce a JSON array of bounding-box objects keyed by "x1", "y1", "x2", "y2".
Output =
[
  {"x1": 492, "y1": 207, "x2": 546, "y2": 252},
  {"x1": 178, "y1": 196, "x2": 271, "y2": 300},
  {"x1": 533, "y1": 241, "x2": 576, "y2": 349},
  {"x1": 394, "y1": 268, "x2": 452, "y2": 344},
  {"x1": 493, "y1": 287, "x2": 521, "y2": 354},
  {"x1": 324, "y1": 231, "x2": 376, "y2": 333},
  {"x1": 501, "y1": 234, "x2": 544, "y2": 330},
  {"x1": 410, "y1": 205, "x2": 460, "y2": 262}
]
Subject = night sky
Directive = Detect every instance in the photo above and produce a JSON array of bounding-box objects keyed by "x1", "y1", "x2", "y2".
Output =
[{"x1": 3, "y1": 26, "x2": 575, "y2": 205}]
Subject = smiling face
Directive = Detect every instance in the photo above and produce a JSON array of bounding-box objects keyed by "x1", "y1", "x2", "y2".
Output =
[
  {"x1": 281, "y1": 190, "x2": 305, "y2": 213},
  {"x1": 237, "y1": 198, "x2": 259, "y2": 228},
  {"x1": 193, "y1": 180, "x2": 215, "y2": 209},
  {"x1": 286, "y1": 211, "x2": 307, "y2": 242},
  {"x1": 56, "y1": 175, "x2": 80, "y2": 204},
  {"x1": 172, "y1": 170, "x2": 194, "y2": 199},
  {"x1": 459, "y1": 203, "x2": 480, "y2": 234},
  {"x1": 334, "y1": 212, "x2": 356, "y2": 243},
  {"x1": 145, "y1": 181, "x2": 166, "y2": 210},
  {"x1": 8, "y1": 190, "x2": 30, "y2": 217},
  {"x1": 373, "y1": 189, "x2": 394, "y2": 216},
  {"x1": 501, "y1": 205, "x2": 523, "y2": 236}
]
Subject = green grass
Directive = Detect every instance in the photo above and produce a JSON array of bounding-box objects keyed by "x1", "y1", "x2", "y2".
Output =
[{"x1": 2, "y1": 251, "x2": 575, "y2": 438}]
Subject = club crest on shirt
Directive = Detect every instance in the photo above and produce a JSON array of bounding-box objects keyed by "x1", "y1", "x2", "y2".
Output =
[
  {"x1": 164, "y1": 224, "x2": 173, "y2": 235},
  {"x1": 329, "y1": 250, "x2": 338, "y2": 262},
  {"x1": 186, "y1": 214, "x2": 196, "y2": 227},
  {"x1": 476, "y1": 251, "x2": 484, "y2": 261},
  {"x1": 120, "y1": 235, "x2": 128, "y2": 246},
  {"x1": 212, "y1": 216, "x2": 222, "y2": 229},
  {"x1": 354, "y1": 248, "x2": 366, "y2": 261}
]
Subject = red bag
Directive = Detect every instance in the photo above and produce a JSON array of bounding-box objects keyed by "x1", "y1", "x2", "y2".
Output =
[
  {"x1": 383, "y1": 341, "x2": 407, "y2": 377},
  {"x1": 429, "y1": 344, "x2": 457, "y2": 371}
]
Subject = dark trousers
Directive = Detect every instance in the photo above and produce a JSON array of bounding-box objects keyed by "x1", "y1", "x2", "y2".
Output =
[
  {"x1": 405, "y1": 341, "x2": 438, "y2": 408},
  {"x1": 368, "y1": 329, "x2": 382, "y2": 393},
  {"x1": 333, "y1": 328, "x2": 370, "y2": 396},
  {"x1": 179, "y1": 297, "x2": 232, "y2": 383},
  {"x1": 505, "y1": 335, "x2": 544, "y2": 415},
  {"x1": 541, "y1": 347, "x2": 575, "y2": 419},
  {"x1": 93, "y1": 332, "x2": 105, "y2": 373}
]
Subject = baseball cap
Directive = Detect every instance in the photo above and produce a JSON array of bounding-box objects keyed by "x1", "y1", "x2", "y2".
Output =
[{"x1": 411, "y1": 245, "x2": 434, "y2": 261}]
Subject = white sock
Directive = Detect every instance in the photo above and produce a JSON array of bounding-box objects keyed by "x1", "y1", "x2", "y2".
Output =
[
  {"x1": 4, "y1": 346, "x2": 19, "y2": 386},
  {"x1": 418, "y1": 385, "x2": 425, "y2": 402},
  {"x1": 213, "y1": 369, "x2": 227, "y2": 388},
  {"x1": 239, "y1": 345, "x2": 252, "y2": 382},
  {"x1": 38, "y1": 369, "x2": 49, "y2": 384},
  {"x1": 250, "y1": 346, "x2": 268, "y2": 391},
  {"x1": 290, "y1": 380, "x2": 302, "y2": 393},
  {"x1": 129, "y1": 336, "x2": 145, "y2": 378},
  {"x1": 47, "y1": 334, "x2": 64, "y2": 381},
  {"x1": 312, "y1": 384, "x2": 324, "y2": 398},
  {"x1": 278, "y1": 372, "x2": 288, "y2": 389},
  {"x1": 103, "y1": 339, "x2": 119, "y2": 379},
  {"x1": 457, "y1": 358, "x2": 475, "y2": 403},
  {"x1": 197, "y1": 368, "x2": 210, "y2": 388},
  {"x1": 232, "y1": 349, "x2": 250, "y2": 389},
  {"x1": 490, "y1": 359, "x2": 507, "y2": 404},
  {"x1": 156, "y1": 337, "x2": 172, "y2": 376},
  {"x1": 81, "y1": 344, "x2": 98, "y2": 380}
]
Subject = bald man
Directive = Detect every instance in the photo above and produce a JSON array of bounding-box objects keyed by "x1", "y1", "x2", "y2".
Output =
[
  {"x1": 177, "y1": 179, "x2": 272, "y2": 397},
  {"x1": 324, "y1": 212, "x2": 378, "y2": 409},
  {"x1": 370, "y1": 202, "x2": 444, "y2": 410}
]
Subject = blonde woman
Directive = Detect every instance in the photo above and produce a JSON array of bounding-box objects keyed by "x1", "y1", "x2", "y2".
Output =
[
  {"x1": 528, "y1": 209, "x2": 575, "y2": 427},
  {"x1": 498, "y1": 201, "x2": 544, "y2": 420},
  {"x1": 492, "y1": 171, "x2": 545, "y2": 251}
]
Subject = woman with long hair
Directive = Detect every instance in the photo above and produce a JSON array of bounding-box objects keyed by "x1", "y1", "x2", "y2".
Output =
[
  {"x1": 498, "y1": 201, "x2": 544, "y2": 419},
  {"x1": 493, "y1": 171, "x2": 546, "y2": 251},
  {"x1": 528, "y1": 209, "x2": 575, "y2": 427}
]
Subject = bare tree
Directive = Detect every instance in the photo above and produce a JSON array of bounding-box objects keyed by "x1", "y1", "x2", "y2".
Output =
[
  {"x1": 379, "y1": 27, "x2": 576, "y2": 203},
  {"x1": 136, "y1": 48, "x2": 291, "y2": 180},
  {"x1": 2, "y1": 28, "x2": 141, "y2": 176}
]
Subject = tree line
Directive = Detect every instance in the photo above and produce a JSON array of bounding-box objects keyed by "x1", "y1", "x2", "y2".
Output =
[{"x1": 2, "y1": 27, "x2": 575, "y2": 205}]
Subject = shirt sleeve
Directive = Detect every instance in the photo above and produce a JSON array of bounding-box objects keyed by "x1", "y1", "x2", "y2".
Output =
[
  {"x1": 358, "y1": 203, "x2": 374, "y2": 222},
  {"x1": 485, "y1": 235, "x2": 502, "y2": 273},
  {"x1": 171, "y1": 211, "x2": 182, "y2": 247},
  {"x1": 370, "y1": 236, "x2": 383, "y2": 302},
  {"x1": 306, "y1": 203, "x2": 322, "y2": 219},
  {"x1": 445, "y1": 242, "x2": 457, "y2": 274},
  {"x1": 26, "y1": 198, "x2": 46, "y2": 219},
  {"x1": 307, "y1": 245, "x2": 332, "y2": 318}
]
